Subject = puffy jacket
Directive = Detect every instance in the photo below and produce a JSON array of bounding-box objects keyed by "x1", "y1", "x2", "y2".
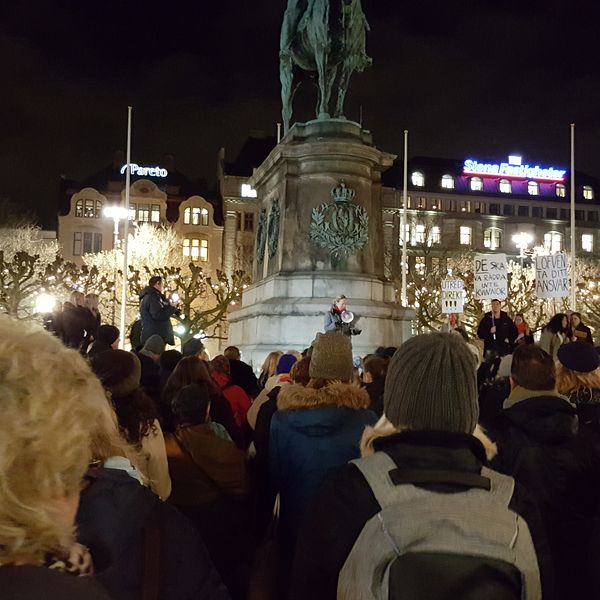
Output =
[
  {"x1": 139, "y1": 286, "x2": 177, "y2": 346},
  {"x1": 270, "y1": 382, "x2": 377, "y2": 558}
]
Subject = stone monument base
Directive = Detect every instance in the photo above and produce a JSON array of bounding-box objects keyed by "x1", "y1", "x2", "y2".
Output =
[{"x1": 228, "y1": 271, "x2": 414, "y2": 368}]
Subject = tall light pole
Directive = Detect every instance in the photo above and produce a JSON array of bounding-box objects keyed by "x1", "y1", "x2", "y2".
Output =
[
  {"x1": 120, "y1": 107, "x2": 133, "y2": 348},
  {"x1": 570, "y1": 123, "x2": 577, "y2": 311},
  {"x1": 401, "y1": 129, "x2": 408, "y2": 306},
  {"x1": 103, "y1": 205, "x2": 129, "y2": 325},
  {"x1": 512, "y1": 232, "x2": 533, "y2": 268}
]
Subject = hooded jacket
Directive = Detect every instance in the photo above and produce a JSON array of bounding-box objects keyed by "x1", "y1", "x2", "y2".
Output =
[
  {"x1": 139, "y1": 286, "x2": 177, "y2": 346},
  {"x1": 487, "y1": 390, "x2": 600, "y2": 600},
  {"x1": 269, "y1": 383, "x2": 377, "y2": 556},
  {"x1": 289, "y1": 430, "x2": 554, "y2": 600},
  {"x1": 76, "y1": 466, "x2": 229, "y2": 600}
]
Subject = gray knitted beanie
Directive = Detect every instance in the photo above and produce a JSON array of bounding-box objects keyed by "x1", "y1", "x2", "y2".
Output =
[{"x1": 384, "y1": 333, "x2": 479, "y2": 433}]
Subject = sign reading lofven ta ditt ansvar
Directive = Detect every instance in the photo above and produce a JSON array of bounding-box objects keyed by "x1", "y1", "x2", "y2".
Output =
[
  {"x1": 474, "y1": 254, "x2": 508, "y2": 301},
  {"x1": 535, "y1": 253, "x2": 569, "y2": 299}
]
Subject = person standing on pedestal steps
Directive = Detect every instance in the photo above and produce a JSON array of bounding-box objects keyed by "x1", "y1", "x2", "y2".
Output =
[{"x1": 324, "y1": 295, "x2": 361, "y2": 336}]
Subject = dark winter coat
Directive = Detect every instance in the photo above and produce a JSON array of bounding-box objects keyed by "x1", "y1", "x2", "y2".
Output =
[
  {"x1": 269, "y1": 383, "x2": 377, "y2": 558},
  {"x1": 487, "y1": 391, "x2": 600, "y2": 600},
  {"x1": 76, "y1": 466, "x2": 230, "y2": 600},
  {"x1": 228, "y1": 359, "x2": 259, "y2": 398},
  {"x1": 0, "y1": 566, "x2": 111, "y2": 600},
  {"x1": 53, "y1": 302, "x2": 91, "y2": 351},
  {"x1": 478, "y1": 377, "x2": 511, "y2": 431},
  {"x1": 363, "y1": 377, "x2": 385, "y2": 417},
  {"x1": 289, "y1": 430, "x2": 554, "y2": 600},
  {"x1": 139, "y1": 286, "x2": 178, "y2": 346},
  {"x1": 569, "y1": 322, "x2": 594, "y2": 344},
  {"x1": 135, "y1": 351, "x2": 162, "y2": 406},
  {"x1": 477, "y1": 310, "x2": 518, "y2": 355}
]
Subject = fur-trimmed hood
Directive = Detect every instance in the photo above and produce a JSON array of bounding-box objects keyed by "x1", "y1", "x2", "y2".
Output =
[{"x1": 277, "y1": 382, "x2": 370, "y2": 411}]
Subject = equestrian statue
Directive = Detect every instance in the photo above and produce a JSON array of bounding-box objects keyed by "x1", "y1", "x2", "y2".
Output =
[{"x1": 280, "y1": 0, "x2": 371, "y2": 134}]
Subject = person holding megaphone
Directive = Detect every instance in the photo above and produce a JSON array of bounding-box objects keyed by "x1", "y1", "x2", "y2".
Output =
[{"x1": 324, "y1": 294, "x2": 361, "y2": 336}]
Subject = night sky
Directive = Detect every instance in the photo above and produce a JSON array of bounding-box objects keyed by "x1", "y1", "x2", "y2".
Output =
[{"x1": 3, "y1": 0, "x2": 600, "y2": 227}]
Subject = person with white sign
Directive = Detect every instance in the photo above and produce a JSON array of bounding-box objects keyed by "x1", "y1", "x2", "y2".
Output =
[{"x1": 477, "y1": 299, "x2": 517, "y2": 357}]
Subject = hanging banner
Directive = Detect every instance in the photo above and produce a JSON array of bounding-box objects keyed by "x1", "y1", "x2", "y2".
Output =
[
  {"x1": 474, "y1": 254, "x2": 508, "y2": 300},
  {"x1": 441, "y1": 278, "x2": 465, "y2": 314},
  {"x1": 535, "y1": 253, "x2": 569, "y2": 298}
]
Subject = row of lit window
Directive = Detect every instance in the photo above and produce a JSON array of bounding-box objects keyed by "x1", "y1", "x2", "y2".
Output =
[
  {"x1": 402, "y1": 224, "x2": 594, "y2": 253},
  {"x1": 402, "y1": 196, "x2": 599, "y2": 221},
  {"x1": 412, "y1": 172, "x2": 594, "y2": 200},
  {"x1": 183, "y1": 207, "x2": 209, "y2": 226}
]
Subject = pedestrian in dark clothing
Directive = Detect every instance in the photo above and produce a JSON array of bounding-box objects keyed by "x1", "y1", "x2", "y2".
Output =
[
  {"x1": 556, "y1": 341, "x2": 600, "y2": 434},
  {"x1": 129, "y1": 319, "x2": 143, "y2": 351},
  {"x1": 361, "y1": 354, "x2": 387, "y2": 417},
  {"x1": 568, "y1": 311, "x2": 594, "y2": 344},
  {"x1": 477, "y1": 298, "x2": 517, "y2": 356},
  {"x1": 290, "y1": 333, "x2": 553, "y2": 600},
  {"x1": 139, "y1": 276, "x2": 179, "y2": 346},
  {"x1": 77, "y1": 466, "x2": 230, "y2": 600},
  {"x1": 53, "y1": 291, "x2": 92, "y2": 352},
  {"x1": 224, "y1": 346, "x2": 259, "y2": 398},
  {"x1": 270, "y1": 333, "x2": 377, "y2": 570},
  {"x1": 486, "y1": 343, "x2": 600, "y2": 600},
  {"x1": 162, "y1": 356, "x2": 244, "y2": 446},
  {"x1": 136, "y1": 334, "x2": 164, "y2": 406},
  {"x1": 88, "y1": 325, "x2": 120, "y2": 358},
  {"x1": 159, "y1": 349, "x2": 183, "y2": 388}
]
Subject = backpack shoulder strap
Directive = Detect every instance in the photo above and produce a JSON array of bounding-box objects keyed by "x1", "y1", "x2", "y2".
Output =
[
  {"x1": 480, "y1": 466, "x2": 515, "y2": 508},
  {"x1": 351, "y1": 452, "x2": 408, "y2": 508}
]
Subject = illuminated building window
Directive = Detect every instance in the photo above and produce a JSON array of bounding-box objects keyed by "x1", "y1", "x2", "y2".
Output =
[
  {"x1": 528, "y1": 181, "x2": 539, "y2": 196},
  {"x1": 429, "y1": 226, "x2": 441, "y2": 245},
  {"x1": 415, "y1": 256, "x2": 426, "y2": 274},
  {"x1": 411, "y1": 171, "x2": 425, "y2": 187},
  {"x1": 583, "y1": 185, "x2": 594, "y2": 200},
  {"x1": 470, "y1": 177, "x2": 483, "y2": 192},
  {"x1": 151, "y1": 204, "x2": 160, "y2": 223},
  {"x1": 138, "y1": 204, "x2": 150, "y2": 222},
  {"x1": 499, "y1": 179, "x2": 511, "y2": 194},
  {"x1": 183, "y1": 238, "x2": 209, "y2": 262},
  {"x1": 241, "y1": 184, "x2": 257, "y2": 198},
  {"x1": 184, "y1": 207, "x2": 208, "y2": 225},
  {"x1": 415, "y1": 224, "x2": 426, "y2": 244},
  {"x1": 544, "y1": 231, "x2": 562, "y2": 253},
  {"x1": 582, "y1": 234, "x2": 594, "y2": 253},
  {"x1": 399, "y1": 223, "x2": 411, "y2": 245},
  {"x1": 441, "y1": 174, "x2": 454, "y2": 189},
  {"x1": 484, "y1": 227, "x2": 502, "y2": 250},
  {"x1": 129, "y1": 204, "x2": 136, "y2": 220},
  {"x1": 73, "y1": 232, "x2": 82, "y2": 255},
  {"x1": 459, "y1": 226, "x2": 472, "y2": 245},
  {"x1": 76, "y1": 199, "x2": 102, "y2": 218},
  {"x1": 556, "y1": 183, "x2": 566, "y2": 198}
]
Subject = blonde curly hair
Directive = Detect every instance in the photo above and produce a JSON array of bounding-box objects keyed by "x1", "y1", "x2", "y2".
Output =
[{"x1": 0, "y1": 316, "x2": 107, "y2": 564}]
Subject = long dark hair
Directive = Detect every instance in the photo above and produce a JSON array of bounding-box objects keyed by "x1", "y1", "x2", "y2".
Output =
[
  {"x1": 545, "y1": 313, "x2": 568, "y2": 334},
  {"x1": 162, "y1": 356, "x2": 220, "y2": 406},
  {"x1": 111, "y1": 388, "x2": 158, "y2": 446}
]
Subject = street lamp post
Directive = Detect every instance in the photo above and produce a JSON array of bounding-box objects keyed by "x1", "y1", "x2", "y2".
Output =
[
  {"x1": 103, "y1": 205, "x2": 130, "y2": 325},
  {"x1": 512, "y1": 232, "x2": 533, "y2": 268}
]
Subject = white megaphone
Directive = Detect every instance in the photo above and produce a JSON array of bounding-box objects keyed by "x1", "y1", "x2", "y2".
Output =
[{"x1": 341, "y1": 310, "x2": 354, "y2": 324}]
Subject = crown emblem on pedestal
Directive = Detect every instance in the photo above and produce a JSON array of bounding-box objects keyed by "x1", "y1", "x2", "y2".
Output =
[{"x1": 331, "y1": 180, "x2": 355, "y2": 203}]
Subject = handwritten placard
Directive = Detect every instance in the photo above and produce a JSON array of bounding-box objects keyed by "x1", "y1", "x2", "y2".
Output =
[
  {"x1": 535, "y1": 253, "x2": 569, "y2": 298},
  {"x1": 474, "y1": 254, "x2": 508, "y2": 300},
  {"x1": 441, "y1": 278, "x2": 465, "y2": 314}
]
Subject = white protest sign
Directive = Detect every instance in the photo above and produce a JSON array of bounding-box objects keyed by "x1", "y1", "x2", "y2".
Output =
[
  {"x1": 441, "y1": 278, "x2": 465, "y2": 314},
  {"x1": 535, "y1": 253, "x2": 569, "y2": 298},
  {"x1": 474, "y1": 254, "x2": 508, "y2": 300}
]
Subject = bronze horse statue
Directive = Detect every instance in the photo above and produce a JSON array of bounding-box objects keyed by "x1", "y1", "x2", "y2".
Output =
[{"x1": 280, "y1": 0, "x2": 371, "y2": 134}]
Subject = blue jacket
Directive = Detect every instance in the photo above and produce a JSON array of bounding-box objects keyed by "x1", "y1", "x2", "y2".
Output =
[{"x1": 269, "y1": 382, "x2": 377, "y2": 556}]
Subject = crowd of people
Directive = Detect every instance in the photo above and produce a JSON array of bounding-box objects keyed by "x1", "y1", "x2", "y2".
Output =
[{"x1": 3, "y1": 281, "x2": 600, "y2": 599}]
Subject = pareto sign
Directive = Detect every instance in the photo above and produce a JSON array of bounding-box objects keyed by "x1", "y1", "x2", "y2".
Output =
[{"x1": 120, "y1": 163, "x2": 168, "y2": 178}]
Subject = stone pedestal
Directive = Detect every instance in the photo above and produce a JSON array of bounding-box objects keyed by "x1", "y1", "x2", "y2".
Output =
[{"x1": 228, "y1": 119, "x2": 414, "y2": 367}]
